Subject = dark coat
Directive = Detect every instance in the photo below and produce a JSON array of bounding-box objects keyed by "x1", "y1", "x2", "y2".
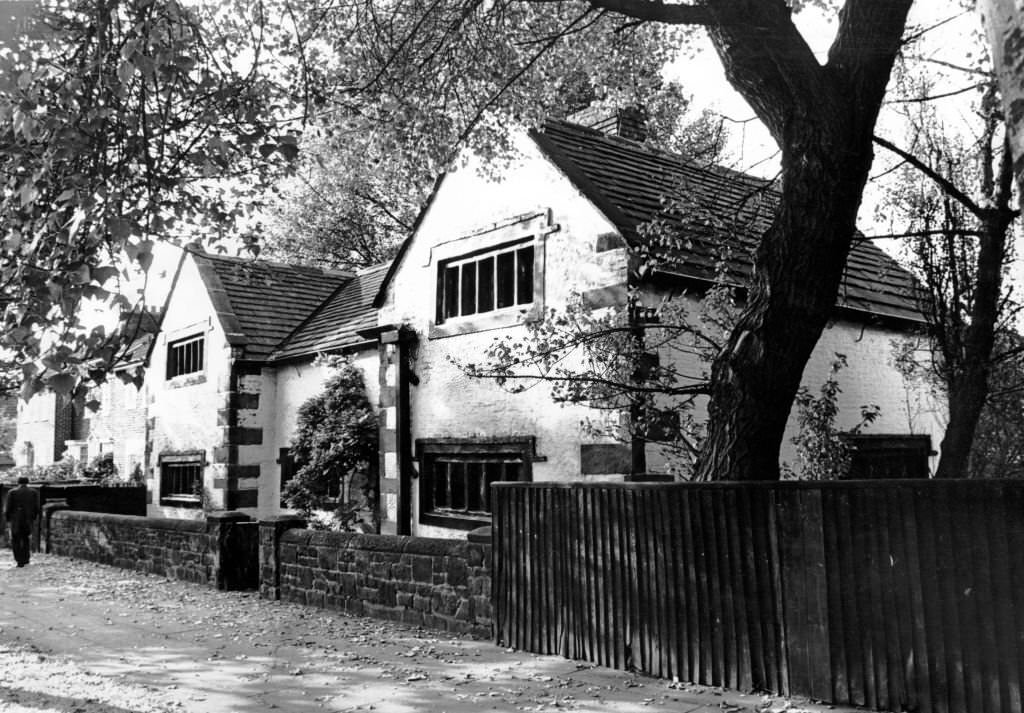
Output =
[{"x1": 4, "y1": 485, "x2": 40, "y2": 534}]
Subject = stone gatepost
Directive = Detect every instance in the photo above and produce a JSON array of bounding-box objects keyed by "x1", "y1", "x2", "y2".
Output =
[
  {"x1": 206, "y1": 510, "x2": 254, "y2": 591},
  {"x1": 258, "y1": 515, "x2": 306, "y2": 600},
  {"x1": 41, "y1": 499, "x2": 70, "y2": 554}
]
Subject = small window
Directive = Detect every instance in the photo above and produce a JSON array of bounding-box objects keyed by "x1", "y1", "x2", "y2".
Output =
[
  {"x1": 436, "y1": 241, "x2": 535, "y2": 324},
  {"x1": 167, "y1": 334, "x2": 205, "y2": 379},
  {"x1": 843, "y1": 434, "x2": 931, "y2": 479},
  {"x1": 159, "y1": 453, "x2": 204, "y2": 506},
  {"x1": 417, "y1": 438, "x2": 535, "y2": 529}
]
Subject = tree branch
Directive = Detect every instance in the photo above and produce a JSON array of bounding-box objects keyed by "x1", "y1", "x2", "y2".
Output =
[
  {"x1": 873, "y1": 134, "x2": 985, "y2": 218},
  {"x1": 580, "y1": 0, "x2": 711, "y2": 24},
  {"x1": 464, "y1": 367, "x2": 712, "y2": 397}
]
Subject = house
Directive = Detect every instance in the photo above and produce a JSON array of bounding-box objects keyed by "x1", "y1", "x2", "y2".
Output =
[
  {"x1": 144, "y1": 248, "x2": 351, "y2": 516},
  {"x1": 0, "y1": 394, "x2": 17, "y2": 471},
  {"x1": 15, "y1": 245, "x2": 387, "y2": 517},
  {"x1": 67, "y1": 309, "x2": 160, "y2": 477},
  {"x1": 9, "y1": 112, "x2": 946, "y2": 535},
  {"x1": 15, "y1": 389, "x2": 87, "y2": 470},
  {"x1": 14, "y1": 309, "x2": 158, "y2": 477},
  {"x1": 371, "y1": 112, "x2": 945, "y2": 538}
]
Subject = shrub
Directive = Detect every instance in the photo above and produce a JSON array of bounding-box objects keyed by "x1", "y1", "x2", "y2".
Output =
[
  {"x1": 83, "y1": 453, "x2": 118, "y2": 483},
  {"x1": 282, "y1": 356, "x2": 378, "y2": 531},
  {"x1": 6, "y1": 455, "x2": 83, "y2": 484},
  {"x1": 783, "y1": 354, "x2": 880, "y2": 480}
]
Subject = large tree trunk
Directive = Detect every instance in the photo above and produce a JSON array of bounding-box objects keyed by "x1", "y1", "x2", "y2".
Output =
[
  {"x1": 694, "y1": 121, "x2": 875, "y2": 481},
  {"x1": 691, "y1": 0, "x2": 913, "y2": 481},
  {"x1": 980, "y1": 0, "x2": 1024, "y2": 196}
]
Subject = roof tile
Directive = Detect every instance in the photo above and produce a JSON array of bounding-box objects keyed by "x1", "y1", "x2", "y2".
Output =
[
  {"x1": 196, "y1": 252, "x2": 350, "y2": 362},
  {"x1": 537, "y1": 120, "x2": 925, "y2": 323},
  {"x1": 270, "y1": 263, "x2": 390, "y2": 362}
]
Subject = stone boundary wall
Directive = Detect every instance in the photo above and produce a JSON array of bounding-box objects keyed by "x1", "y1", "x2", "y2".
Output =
[
  {"x1": 46, "y1": 509, "x2": 256, "y2": 589},
  {"x1": 41, "y1": 511, "x2": 495, "y2": 639},
  {"x1": 260, "y1": 520, "x2": 493, "y2": 639}
]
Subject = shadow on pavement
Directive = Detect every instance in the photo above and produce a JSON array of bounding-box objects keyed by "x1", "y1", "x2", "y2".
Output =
[{"x1": 0, "y1": 551, "x2": 826, "y2": 713}]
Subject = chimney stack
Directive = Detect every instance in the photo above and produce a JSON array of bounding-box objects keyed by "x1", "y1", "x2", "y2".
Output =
[{"x1": 566, "y1": 105, "x2": 648, "y2": 143}]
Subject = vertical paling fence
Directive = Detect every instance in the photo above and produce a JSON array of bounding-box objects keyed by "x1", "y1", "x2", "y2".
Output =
[{"x1": 492, "y1": 480, "x2": 1024, "y2": 713}]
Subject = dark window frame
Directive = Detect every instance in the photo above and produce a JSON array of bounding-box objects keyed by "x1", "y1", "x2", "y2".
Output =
[
  {"x1": 416, "y1": 437, "x2": 536, "y2": 529},
  {"x1": 435, "y1": 240, "x2": 536, "y2": 325},
  {"x1": 842, "y1": 433, "x2": 932, "y2": 480},
  {"x1": 159, "y1": 451, "x2": 205, "y2": 507},
  {"x1": 166, "y1": 333, "x2": 205, "y2": 379}
]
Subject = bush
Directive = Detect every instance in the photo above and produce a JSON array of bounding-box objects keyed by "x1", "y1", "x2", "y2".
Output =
[
  {"x1": 5, "y1": 456, "x2": 83, "y2": 484},
  {"x1": 82, "y1": 453, "x2": 118, "y2": 484},
  {"x1": 783, "y1": 354, "x2": 880, "y2": 480}
]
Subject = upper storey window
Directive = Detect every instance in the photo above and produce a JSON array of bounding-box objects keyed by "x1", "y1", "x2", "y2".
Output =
[
  {"x1": 167, "y1": 334, "x2": 204, "y2": 379},
  {"x1": 437, "y1": 241, "x2": 535, "y2": 324}
]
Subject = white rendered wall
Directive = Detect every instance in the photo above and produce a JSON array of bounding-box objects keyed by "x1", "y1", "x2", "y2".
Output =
[
  {"x1": 377, "y1": 133, "x2": 632, "y2": 538},
  {"x1": 146, "y1": 255, "x2": 231, "y2": 519}
]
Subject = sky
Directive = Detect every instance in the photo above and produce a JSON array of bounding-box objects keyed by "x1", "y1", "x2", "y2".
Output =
[{"x1": 671, "y1": 4, "x2": 981, "y2": 173}]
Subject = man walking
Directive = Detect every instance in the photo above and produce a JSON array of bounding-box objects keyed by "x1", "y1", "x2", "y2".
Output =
[{"x1": 5, "y1": 476, "x2": 40, "y2": 567}]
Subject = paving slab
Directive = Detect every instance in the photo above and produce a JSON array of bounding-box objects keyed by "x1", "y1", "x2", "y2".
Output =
[{"x1": 0, "y1": 551, "x2": 880, "y2": 713}]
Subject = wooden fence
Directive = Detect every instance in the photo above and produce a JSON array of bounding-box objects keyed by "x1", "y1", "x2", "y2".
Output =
[{"x1": 492, "y1": 479, "x2": 1024, "y2": 713}]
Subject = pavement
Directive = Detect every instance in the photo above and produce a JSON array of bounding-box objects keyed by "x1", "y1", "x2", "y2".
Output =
[{"x1": 0, "y1": 550, "x2": 878, "y2": 713}]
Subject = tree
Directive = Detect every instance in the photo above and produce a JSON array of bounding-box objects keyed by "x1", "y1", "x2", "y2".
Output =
[
  {"x1": 877, "y1": 70, "x2": 1019, "y2": 478},
  {"x1": 258, "y1": 128, "x2": 418, "y2": 270},
  {"x1": 0, "y1": 0, "x2": 298, "y2": 401},
  {"x1": 282, "y1": 357, "x2": 379, "y2": 530},
  {"x1": 327, "y1": 0, "x2": 913, "y2": 480},
  {"x1": 258, "y1": 80, "x2": 723, "y2": 271}
]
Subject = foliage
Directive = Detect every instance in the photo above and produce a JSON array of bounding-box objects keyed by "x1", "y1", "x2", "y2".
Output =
[
  {"x1": 273, "y1": 0, "x2": 688, "y2": 176},
  {"x1": 7, "y1": 455, "x2": 81, "y2": 483},
  {"x1": 783, "y1": 355, "x2": 880, "y2": 481},
  {"x1": 255, "y1": 0, "x2": 708, "y2": 270},
  {"x1": 127, "y1": 462, "x2": 145, "y2": 486},
  {"x1": 259, "y1": 128, "x2": 416, "y2": 270},
  {"x1": 282, "y1": 356, "x2": 378, "y2": 530},
  {"x1": 0, "y1": 0, "x2": 300, "y2": 401},
  {"x1": 970, "y1": 344, "x2": 1024, "y2": 478}
]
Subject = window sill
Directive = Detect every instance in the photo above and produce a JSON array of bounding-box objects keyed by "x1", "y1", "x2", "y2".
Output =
[
  {"x1": 159, "y1": 496, "x2": 202, "y2": 508},
  {"x1": 429, "y1": 306, "x2": 538, "y2": 339},
  {"x1": 165, "y1": 373, "x2": 207, "y2": 389},
  {"x1": 420, "y1": 511, "x2": 491, "y2": 530}
]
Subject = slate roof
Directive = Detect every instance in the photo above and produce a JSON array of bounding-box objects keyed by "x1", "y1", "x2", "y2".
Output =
[
  {"x1": 193, "y1": 252, "x2": 350, "y2": 362},
  {"x1": 270, "y1": 263, "x2": 390, "y2": 363},
  {"x1": 534, "y1": 120, "x2": 925, "y2": 323}
]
